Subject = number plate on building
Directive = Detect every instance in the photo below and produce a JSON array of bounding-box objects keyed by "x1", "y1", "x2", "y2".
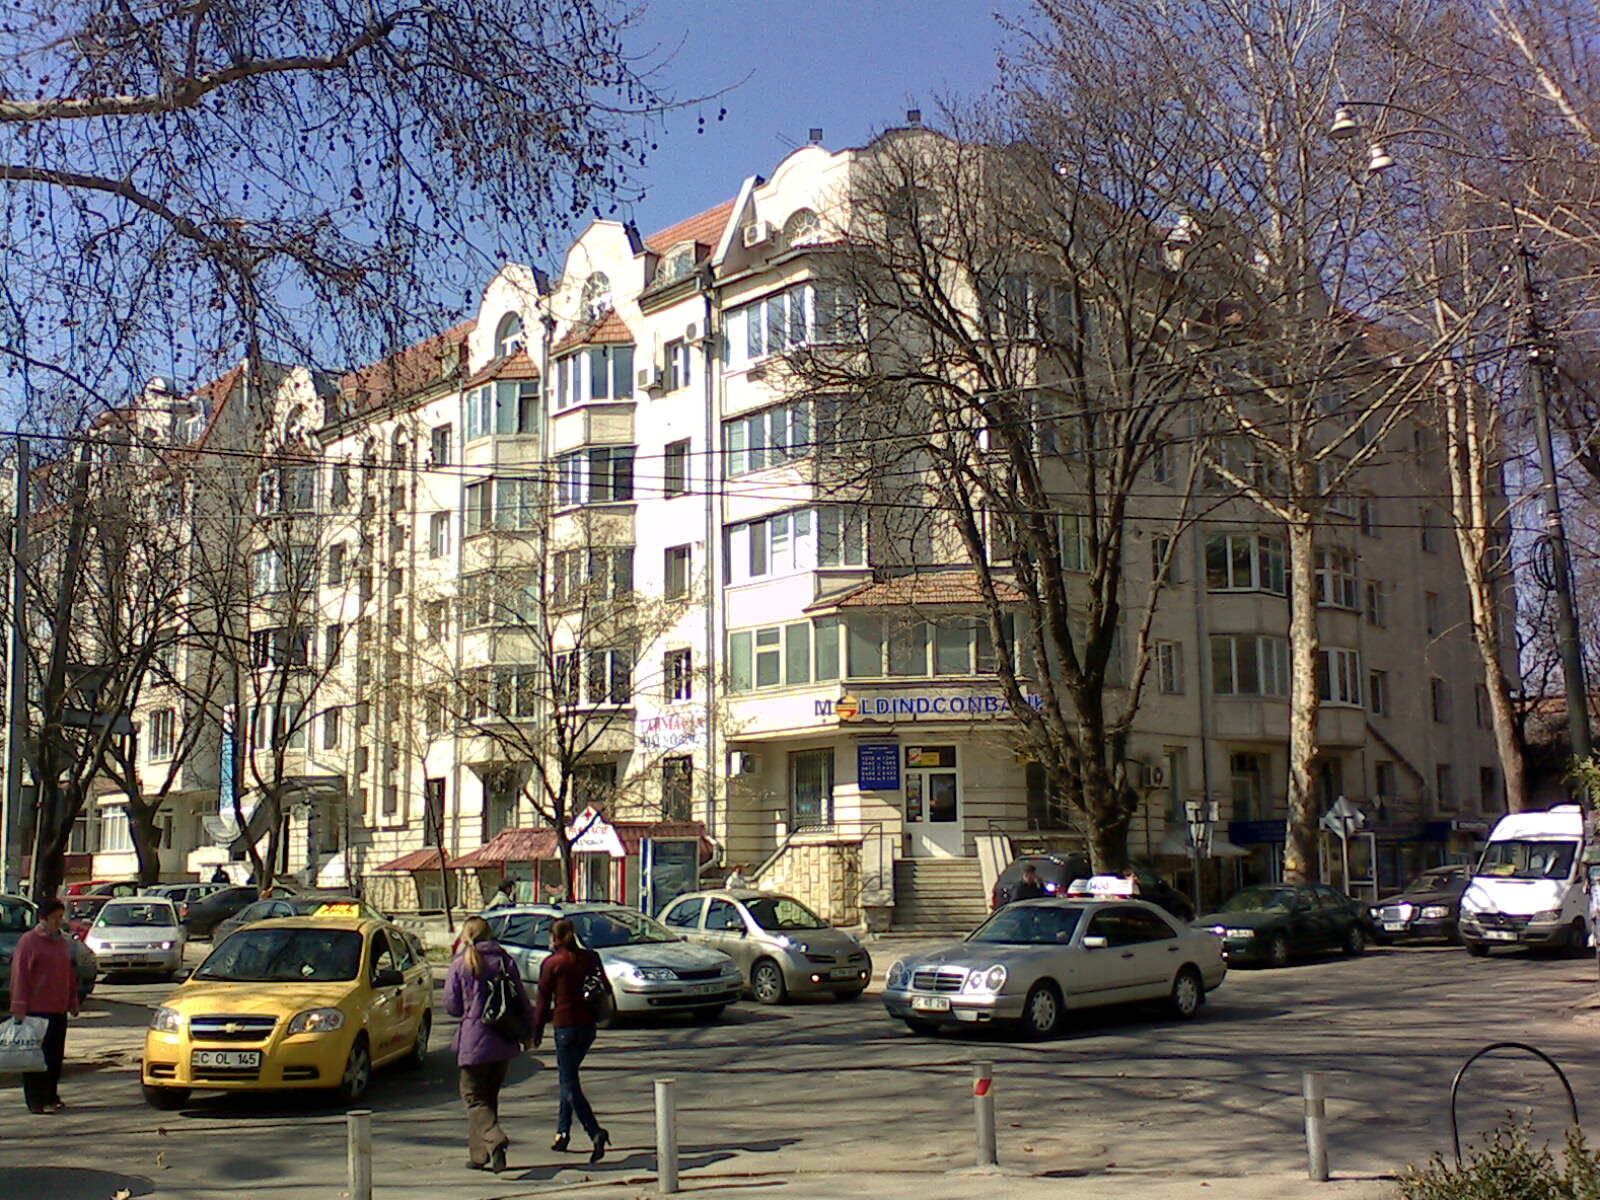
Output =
[
  {"x1": 192, "y1": 1049, "x2": 260, "y2": 1069},
  {"x1": 911, "y1": 996, "x2": 951, "y2": 1012}
]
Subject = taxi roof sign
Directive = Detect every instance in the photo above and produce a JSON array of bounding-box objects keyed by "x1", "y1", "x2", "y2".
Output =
[
  {"x1": 1065, "y1": 875, "x2": 1138, "y2": 898},
  {"x1": 313, "y1": 901, "x2": 361, "y2": 917}
]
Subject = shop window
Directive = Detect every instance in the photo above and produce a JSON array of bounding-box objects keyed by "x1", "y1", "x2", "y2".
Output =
[
  {"x1": 662, "y1": 757, "x2": 692, "y2": 821},
  {"x1": 789, "y1": 749, "x2": 833, "y2": 829}
]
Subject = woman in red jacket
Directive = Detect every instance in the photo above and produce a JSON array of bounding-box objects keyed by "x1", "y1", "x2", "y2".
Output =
[
  {"x1": 8, "y1": 898, "x2": 78, "y2": 1114},
  {"x1": 532, "y1": 918, "x2": 609, "y2": 1163}
]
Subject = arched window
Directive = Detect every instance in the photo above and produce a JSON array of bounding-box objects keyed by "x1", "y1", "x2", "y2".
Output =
[
  {"x1": 783, "y1": 207, "x2": 822, "y2": 248},
  {"x1": 494, "y1": 312, "x2": 524, "y2": 358},
  {"x1": 580, "y1": 272, "x2": 613, "y2": 321},
  {"x1": 391, "y1": 426, "x2": 409, "y2": 465}
]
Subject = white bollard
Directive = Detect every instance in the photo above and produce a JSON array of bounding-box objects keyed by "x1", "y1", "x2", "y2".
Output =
[
  {"x1": 347, "y1": 1108, "x2": 373, "y2": 1200},
  {"x1": 1303, "y1": 1071, "x2": 1329, "y2": 1182},
  {"x1": 973, "y1": 1060, "x2": 997, "y2": 1167},
  {"x1": 655, "y1": 1078, "x2": 679, "y2": 1195}
]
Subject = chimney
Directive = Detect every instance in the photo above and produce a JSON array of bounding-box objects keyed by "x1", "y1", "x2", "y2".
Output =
[
  {"x1": 808, "y1": 127, "x2": 824, "y2": 146},
  {"x1": 906, "y1": 108, "x2": 922, "y2": 126}
]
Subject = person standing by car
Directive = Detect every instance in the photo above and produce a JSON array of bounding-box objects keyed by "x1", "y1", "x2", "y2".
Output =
[
  {"x1": 8, "y1": 898, "x2": 79, "y2": 1114},
  {"x1": 444, "y1": 915, "x2": 533, "y2": 1173},
  {"x1": 1010, "y1": 864, "x2": 1048, "y2": 903},
  {"x1": 533, "y1": 918, "x2": 610, "y2": 1163},
  {"x1": 485, "y1": 877, "x2": 518, "y2": 909}
]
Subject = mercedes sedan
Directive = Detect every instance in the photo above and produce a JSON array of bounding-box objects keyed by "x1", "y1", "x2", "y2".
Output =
[{"x1": 882, "y1": 897, "x2": 1226, "y2": 1039}]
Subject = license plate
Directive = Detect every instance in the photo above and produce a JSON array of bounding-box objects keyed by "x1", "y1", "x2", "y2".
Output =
[
  {"x1": 1484, "y1": 930, "x2": 1517, "y2": 941},
  {"x1": 911, "y1": 996, "x2": 951, "y2": 1012},
  {"x1": 689, "y1": 982, "x2": 724, "y2": 995},
  {"x1": 1383, "y1": 923, "x2": 1407, "y2": 932},
  {"x1": 829, "y1": 968, "x2": 858, "y2": 979},
  {"x1": 192, "y1": 1049, "x2": 260, "y2": 1069}
]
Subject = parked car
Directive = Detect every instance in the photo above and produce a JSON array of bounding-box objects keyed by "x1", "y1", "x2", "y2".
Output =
[
  {"x1": 64, "y1": 879, "x2": 139, "y2": 898},
  {"x1": 882, "y1": 896, "x2": 1226, "y2": 1038},
  {"x1": 485, "y1": 903, "x2": 743, "y2": 1021},
  {"x1": 67, "y1": 894, "x2": 117, "y2": 939},
  {"x1": 82, "y1": 896, "x2": 186, "y2": 979},
  {"x1": 659, "y1": 889, "x2": 871, "y2": 1003},
  {"x1": 1371, "y1": 866, "x2": 1471, "y2": 944},
  {"x1": 142, "y1": 916, "x2": 432, "y2": 1108},
  {"x1": 0, "y1": 893, "x2": 96, "y2": 1006},
  {"x1": 213, "y1": 894, "x2": 383, "y2": 945},
  {"x1": 1196, "y1": 884, "x2": 1370, "y2": 967},
  {"x1": 142, "y1": 883, "x2": 226, "y2": 923},
  {"x1": 991, "y1": 854, "x2": 1091, "y2": 908},
  {"x1": 182, "y1": 885, "x2": 260, "y2": 937}
]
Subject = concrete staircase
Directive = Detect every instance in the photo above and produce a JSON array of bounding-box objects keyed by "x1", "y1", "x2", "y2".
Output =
[{"x1": 891, "y1": 857, "x2": 990, "y2": 933}]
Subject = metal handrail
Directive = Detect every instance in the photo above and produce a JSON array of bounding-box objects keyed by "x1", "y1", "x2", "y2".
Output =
[{"x1": 1448, "y1": 1041, "x2": 1579, "y2": 1165}]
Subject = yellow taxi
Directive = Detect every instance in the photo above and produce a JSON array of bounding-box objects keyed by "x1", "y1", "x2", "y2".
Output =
[{"x1": 141, "y1": 916, "x2": 432, "y2": 1108}]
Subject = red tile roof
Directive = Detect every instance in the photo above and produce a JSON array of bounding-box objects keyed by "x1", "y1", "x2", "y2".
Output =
[
  {"x1": 552, "y1": 309, "x2": 635, "y2": 355},
  {"x1": 815, "y1": 572, "x2": 1027, "y2": 610},
  {"x1": 340, "y1": 320, "x2": 475, "y2": 414},
  {"x1": 454, "y1": 820, "x2": 712, "y2": 867},
  {"x1": 462, "y1": 349, "x2": 540, "y2": 389},
  {"x1": 374, "y1": 848, "x2": 457, "y2": 872},
  {"x1": 644, "y1": 198, "x2": 737, "y2": 256}
]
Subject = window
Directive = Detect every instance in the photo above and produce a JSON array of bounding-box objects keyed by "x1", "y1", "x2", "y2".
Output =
[
  {"x1": 494, "y1": 477, "x2": 537, "y2": 530},
  {"x1": 428, "y1": 512, "x2": 452, "y2": 559},
  {"x1": 1317, "y1": 648, "x2": 1362, "y2": 706},
  {"x1": 422, "y1": 779, "x2": 445, "y2": 846},
  {"x1": 1435, "y1": 764, "x2": 1456, "y2": 812},
  {"x1": 729, "y1": 621, "x2": 821, "y2": 692},
  {"x1": 783, "y1": 206, "x2": 822, "y2": 246},
  {"x1": 1425, "y1": 592, "x2": 1441, "y2": 637},
  {"x1": 1315, "y1": 551, "x2": 1359, "y2": 609},
  {"x1": 322, "y1": 623, "x2": 341, "y2": 667},
  {"x1": 326, "y1": 543, "x2": 346, "y2": 588},
  {"x1": 464, "y1": 481, "x2": 492, "y2": 535},
  {"x1": 662, "y1": 757, "x2": 692, "y2": 821},
  {"x1": 555, "y1": 446, "x2": 636, "y2": 506},
  {"x1": 580, "y1": 272, "x2": 612, "y2": 320},
  {"x1": 818, "y1": 505, "x2": 866, "y2": 567},
  {"x1": 148, "y1": 708, "x2": 176, "y2": 761},
  {"x1": 1151, "y1": 535, "x2": 1178, "y2": 584},
  {"x1": 423, "y1": 602, "x2": 446, "y2": 641},
  {"x1": 1359, "y1": 496, "x2": 1379, "y2": 537},
  {"x1": 656, "y1": 243, "x2": 697, "y2": 287},
  {"x1": 251, "y1": 627, "x2": 312, "y2": 669},
  {"x1": 1364, "y1": 581, "x2": 1385, "y2": 627},
  {"x1": 1430, "y1": 677, "x2": 1450, "y2": 722},
  {"x1": 887, "y1": 621, "x2": 927, "y2": 676},
  {"x1": 553, "y1": 547, "x2": 633, "y2": 606},
  {"x1": 467, "y1": 381, "x2": 540, "y2": 438},
  {"x1": 664, "y1": 439, "x2": 690, "y2": 497},
  {"x1": 664, "y1": 545, "x2": 691, "y2": 599},
  {"x1": 1060, "y1": 514, "x2": 1092, "y2": 572},
  {"x1": 99, "y1": 805, "x2": 132, "y2": 853},
  {"x1": 724, "y1": 399, "x2": 813, "y2": 476},
  {"x1": 1155, "y1": 641, "x2": 1184, "y2": 694},
  {"x1": 1369, "y1": 669, "x2": 1389, "y2": 716},
  {"x1": 331, "y1": 464, "x2": 352, "y2": 509},
  {"x1": 322, "y1": 708, "x2": 341, "y2": 750},
  {"x1": 1151, "y1": 439, "x2": 1174, "y2": 484},
  {"x1": 1475, "y1": 685, "x2": 1492, "y2": 730},
  {"x1": 1375, "y1": 760, "x2": 1398, "y2": 800},
  {"x1": 829, "y1": 615, "x2": 1010, "y2": 683},
  {"x1": 1479, "y1": 766, "x2": 1499, "y2": 814},
  {"x1": 725, "y1": 509, "x2": 821, "y2": 584},
  {"x1": 1316, "y1": 458, "x2": 1356, "y2": 517},
  {"x1": 1420, "y1": 507, "x2": 1439, "y2": 552},
  {"x1": 1210, "y1": 635, "x2": 1290, "y2": 697},
  {"x1": 494, "y1": 312, "x2": 524, "y2": 358},
  {"x1": 1204, "y1": 534, "x2": 1286, "y2": 595},
  {"x1": 664, "y1": 339, "x2": 692, "y2": 392},
  {"x1": 553, "y1": 345, "x2": 634, "y2": 410},
  {"x1": 815, "y1": 617, "x2": 840, "y2": 682},
  {"x1": 664, "y1": 648, "x2": 693, "y2": 701},
  {"x1": 430, "y1": 424, "x2": 452, "y2": 467},
  {"x1": 461, "y1": 571, "x2": 537, "y2": 629},
  {"x1": 726, "y1": 284, "x2": 850, "y2": 368},
  {"x1": 585, "y1": 649, "x2": 633, "y2": 705},
  {"x1": 789, "y1": 749, "x2": 833, "y2": 828}
]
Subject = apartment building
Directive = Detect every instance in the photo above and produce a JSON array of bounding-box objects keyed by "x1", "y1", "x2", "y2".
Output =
[{"x1": 91, "y1": 128, "x2": 1512, "y2": 924}]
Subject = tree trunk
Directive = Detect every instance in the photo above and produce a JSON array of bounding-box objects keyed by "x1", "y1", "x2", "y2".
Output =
[
  {"x1": 128, "y1": 801, "x2": 164, "y2": 885},
  {"x1": 1086, "y1": 796, "x2": 1133, "y2": 875},
  {"x1": 1283, "y1": 514, "x2": 1321, "y2": 884}
]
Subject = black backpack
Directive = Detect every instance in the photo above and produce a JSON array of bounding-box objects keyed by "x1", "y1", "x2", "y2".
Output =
[{"x1": 482, "y1": 963, "x2": 532, "y2": 1043}]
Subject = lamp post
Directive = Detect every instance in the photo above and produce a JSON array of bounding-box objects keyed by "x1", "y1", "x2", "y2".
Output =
[{"x1": 1330, "y1": 101, "x2": 1592, "y2": 764}]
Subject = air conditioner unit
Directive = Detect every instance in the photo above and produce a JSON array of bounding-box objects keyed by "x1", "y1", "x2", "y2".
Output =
[
  {"x1": 727, "y1": 750, "x2": 760, "y2": 776},
  {"x1": 646, "y1": 367, "x2": 667, "y2": 392},
  {"x1": 1140, "y1": 763, "x2": 1167, "y2": 789},
  {"x1": 683, "y1": 322, "x2": 699, "y2": 343},
  {"x1": 636, "y1": 366, "x2": 653, "y2": 389},
  {"x1": 742, "y1": 221, "x2": 771, "y2": 249}
]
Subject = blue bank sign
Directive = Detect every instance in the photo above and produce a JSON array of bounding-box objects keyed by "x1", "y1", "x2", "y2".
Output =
[
  {"x1": 816, "y1": 692, "x2": 1043, "y2": 721},
  {"x1": 857, "y1": 743, "x2": 901, "y2": 791}
]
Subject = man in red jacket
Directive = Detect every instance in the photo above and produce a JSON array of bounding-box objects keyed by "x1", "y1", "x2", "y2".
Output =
[{"x1": 9, "y1": 898, "x2": 79, "y2": 1113}]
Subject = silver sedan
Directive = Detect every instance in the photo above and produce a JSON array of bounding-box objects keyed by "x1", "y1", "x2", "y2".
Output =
[
  {"x1": 882, "y1": 898, "x2": 1226, "y2": 1039},
  {"x1": 82, "y1": 897, "x2": 186, "y2": 979}
]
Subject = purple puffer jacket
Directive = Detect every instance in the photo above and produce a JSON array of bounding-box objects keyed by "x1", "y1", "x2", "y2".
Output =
[{"x1": 444, "y1": 941, "x2": 534, "y2": 1067}]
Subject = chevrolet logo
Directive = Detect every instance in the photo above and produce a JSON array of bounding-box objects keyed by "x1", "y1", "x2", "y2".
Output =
[{"x1": 223, "y1": 1022, "x2": 244, "y2": 1035}]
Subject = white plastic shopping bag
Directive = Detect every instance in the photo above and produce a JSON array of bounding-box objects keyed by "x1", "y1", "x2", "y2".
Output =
[{"x1": 0, "y1": 1015, "x2": 48, "y2": 1073}]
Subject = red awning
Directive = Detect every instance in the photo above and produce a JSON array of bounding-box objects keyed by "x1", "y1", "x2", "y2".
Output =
[
  {"x1": 453, "y1": 820, "x2": 712, "y2": 867},
  {"x1": 373, "y1": 848, "x2": 457, "y2": 872}
]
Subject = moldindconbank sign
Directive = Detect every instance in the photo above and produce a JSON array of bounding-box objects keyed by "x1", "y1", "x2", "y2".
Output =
[{"x1": 815, "y1": 690, "x2": 1044, "y2": 721}]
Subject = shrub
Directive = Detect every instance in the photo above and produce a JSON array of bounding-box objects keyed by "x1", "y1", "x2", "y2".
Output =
[{"x1": 1399, "y1": 1120, "x2": 1600, "y2": 1200}]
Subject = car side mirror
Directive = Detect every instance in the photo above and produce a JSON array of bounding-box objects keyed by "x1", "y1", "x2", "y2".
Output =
[
  {"x1": 374, "y1": 967, "x2": 404, "y2": 988},
  {"x1": 1081, "y1": 935, "x2": 1109, "y2": 950}
]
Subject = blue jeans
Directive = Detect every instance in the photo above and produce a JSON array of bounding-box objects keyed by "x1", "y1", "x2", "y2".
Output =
[{"x1": 554, "y1": 1024, "x2": 599, "y2": 1138}]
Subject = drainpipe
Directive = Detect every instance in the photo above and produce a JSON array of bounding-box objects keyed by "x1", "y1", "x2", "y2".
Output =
[
  {"x1": 1191, "y1": 520, "x2": 1216, "y2": 888},
  {"x1": 701, "y1": 275, "x2": 721, "y2": 864}
]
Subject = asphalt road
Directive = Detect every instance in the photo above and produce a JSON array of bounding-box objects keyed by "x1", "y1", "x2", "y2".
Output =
[{"x1": 6, "y1": 940, "x2": 1600, "y2": 1200}]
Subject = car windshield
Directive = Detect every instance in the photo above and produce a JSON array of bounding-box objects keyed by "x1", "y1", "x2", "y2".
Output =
[
  {"x1": 570, "y1": 909, "x2": 680, "y2": 948},
  {"x1": 1478, "y1": 839, "x2": 1577, "y2": 881},
  {"x1": 968, "y1": 904, "x2": 1083, "y2": 945},
  {"x1": 195, "y1": 927, "x2": 363, "y2": 982},
  {"x1": 97, "y1": 902, "x2": 174, "y2": 927},
  {"x1": 1405, "y1": 869, "x2": 1466, "y2": 893},
  {"x1": 1221, "y1": 888, "x2": 1298, "y2": 913},
  {"x1": 743, "y1": 897, "x2": 827, "y2": 931},
  {"x1": 0, "y1": 900, "x2": 31, "y2": 932}
]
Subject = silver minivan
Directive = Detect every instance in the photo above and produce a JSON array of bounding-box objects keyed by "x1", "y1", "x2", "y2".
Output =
[{"x1": 660, "y1": 890, "x2": 871, "y2": 1004}]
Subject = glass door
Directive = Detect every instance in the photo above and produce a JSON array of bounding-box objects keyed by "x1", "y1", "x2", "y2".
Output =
[{"x1": 904, "y1": 745, "x2": 963, "y2": 858}]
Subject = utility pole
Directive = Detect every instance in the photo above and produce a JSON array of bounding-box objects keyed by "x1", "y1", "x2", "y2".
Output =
[
  {"x1": 1520, "y1": 239, "x2": 1593, "y2": 762},
  {"x1": 2, "y1": 438, "x2": 28, "y2": 893}
]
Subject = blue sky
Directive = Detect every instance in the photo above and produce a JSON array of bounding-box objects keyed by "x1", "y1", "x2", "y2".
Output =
[{"x1": 618, "y1": 2, "x2": 1024, "y2": 236}]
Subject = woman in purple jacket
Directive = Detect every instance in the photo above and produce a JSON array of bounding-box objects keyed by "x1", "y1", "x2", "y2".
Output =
[{"x1": 444, "y1": 915, "x2": 533, "y2": 1173}]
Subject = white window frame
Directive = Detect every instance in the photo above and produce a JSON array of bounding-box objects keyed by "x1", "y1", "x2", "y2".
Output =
[
  {"x1": 428, "y1": 511, "x2": 452, "y2": 559},
  {"x1": 1204, "y1": 533, "x2": 1287, "y2": 595},
  {"x1": 1317, "y1": 647, "x2": 1363, "y2": 707},
  {"x1": 1315, "y1": 550, "x2": 1359, "y2": 610},
  {"x1": 1155, "y1": 640, "x2": 1184, "y2": 695},
  {"x1": 1210, "y1": 634, "x2": 1290, "y2": 697},
  {"x1": 148, "y1": 708, "x2": 176, "y2": 762}
]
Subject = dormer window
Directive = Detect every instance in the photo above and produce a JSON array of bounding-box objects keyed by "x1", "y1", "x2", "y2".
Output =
[
  {"x1": 494, "y1": 312, "x2": 524, "y2": 358},
  {"x1": 580, "y1": 272, "x2": 613, "y2": 321},
  {"x1": 655, "y1": 243, "x2": 696, "y2": 286}
]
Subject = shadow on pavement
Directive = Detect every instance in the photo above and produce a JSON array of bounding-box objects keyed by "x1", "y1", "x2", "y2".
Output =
[
  {"x1": 510, "y1": 1136, "x2": 801, "y2": 1182},
  {"x1": 0, "y1": 1167, "x2": 155, "y2": 1199}
]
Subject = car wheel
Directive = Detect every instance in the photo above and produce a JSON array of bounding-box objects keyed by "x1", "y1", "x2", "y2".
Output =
[
  {"x1": 1466, "y1": 941, "x2": 1489, "y2": 958},
  {"x1": 1020, "y1": 981, "x2": 1063, "y2": 1040},
  {"x1": 404, "y1": 1012, "x2": 431, "y2": 1070},
  {"x1": 1569, "y1": 920, "x2": 1590, "y2": 958},
  {"x1": 142, "y1": 1084, "x2": 190, "y2": 1110},
  {"x1": 1343, "y1": 925, "x2": 1366, "y2": 956},
  {"x1": 691, "y1": 1006, "x2": 724, "y2": 1023},
  {"x1": 1267, "y1": 933, "x2": 1291, "y2": 969},
  {"x1": 336, "y1": 1036, "x2": 372, "y2": 1104},
  {"x1": 1168, "y1": 966, "x2": 1203, "y2": 1020},
  {"x1": 903, "y1": 1018, "x2": 939, "y2": 1036},
  {"x1": 750, "y1": 959, "x2": 787, "y2": 1006}
]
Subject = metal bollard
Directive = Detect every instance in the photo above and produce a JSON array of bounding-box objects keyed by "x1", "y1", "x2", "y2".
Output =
[
  {"x1": 1303, "y1": 1071, "x2": 1329, "y2": 1182},
  {"x1": 347, "y1": 1108, "x2": 373, "y2": 1200},
  {"x1": 655, "y1": 1078, "x2": 679, "y2": 1195},
  {"x1": 973, "y1": 1061, "x2": 997, "y2": 1167}
]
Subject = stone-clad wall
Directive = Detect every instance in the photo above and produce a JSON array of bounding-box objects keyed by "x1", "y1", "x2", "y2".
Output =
[{"x1": 757, "y1": 839, "x2": 863, "y2": 927}]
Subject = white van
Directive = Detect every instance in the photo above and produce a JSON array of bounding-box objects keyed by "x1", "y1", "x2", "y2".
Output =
[{"x1": 1458, "y1": 804, "x2": 1589, "y2": 957}]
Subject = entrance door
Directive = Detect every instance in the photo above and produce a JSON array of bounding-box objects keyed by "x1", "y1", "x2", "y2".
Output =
[{"x1": 904, "y1": 745, "x2": 963, "y2": 858}]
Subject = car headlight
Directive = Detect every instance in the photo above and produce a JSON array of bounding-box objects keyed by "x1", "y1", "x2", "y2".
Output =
[
  {"x1": 287, "y1": 1007, "x2": 346, "y2": 1034},
  {"x1": 886, "y1": 960, "x2": 909, "y2": 990},
  {"x1": 1208, "y1": 925, "x2": 1226, "y2": 936},
  {"x1": 160, "y1": 940, "x2": 175, "y2": 950},
  {"x1": 150, "y1": 1006, "x2": 182, "y2": 1033},
  {"x1": 961, "y1": 964, "x2": 1007, "y2": 993},
  {"x1": 1420, "y1": 906, "x2": 1451, "y2": 920},
  {"x1": 85, "y1": 936, "x2": 103, "y2": 952},
  {"x1": 1225, "y1": 928, "x2": 1257, "y2": 938},
  {"x1": 1532, "y1": 909, "x2": 1564, "y2": 923},
  {"x1": 626, "y1": 966, "x2": 679, "y2": 982}
]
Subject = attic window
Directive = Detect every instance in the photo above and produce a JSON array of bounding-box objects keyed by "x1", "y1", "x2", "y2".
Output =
[
  {"x1": 581, "y1": 272, "x2": 613, "y2": 322},
  {"x1": 783, "y1": 208, "x2": 822, "y2": 247},
  {"x1": 656, "y1": 243, "x2": 696, "y2": 286},
  {"x1": 494, "y1": 312, "x2": 524, "y2": 358}
]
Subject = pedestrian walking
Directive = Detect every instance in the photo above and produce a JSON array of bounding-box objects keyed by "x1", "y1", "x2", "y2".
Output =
[
  {"x1": 8, "y1": 898, "x2": 79, "y2": 1114},
  {"x1": 533, "y1": 918, "x2": 611, "y2": 1163},
  {"x1": 443, "y1": 914, "x2": 533, "y2": 1173}
]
